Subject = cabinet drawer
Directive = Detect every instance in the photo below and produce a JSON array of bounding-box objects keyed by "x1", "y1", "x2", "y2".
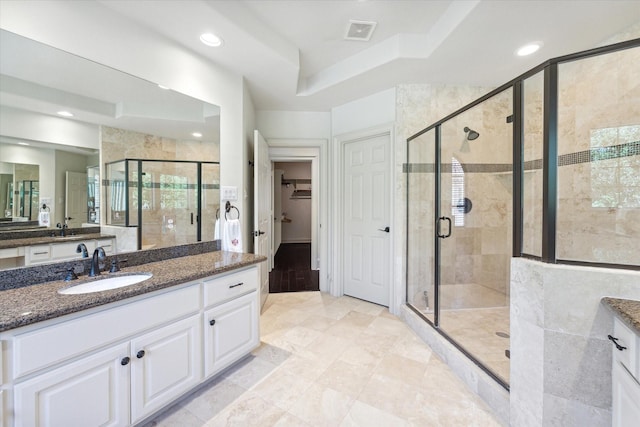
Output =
[
  {"x1": 50, "y1": 241, "x2": 82, "y2": 260},
  {"x1": 613, "y1": 318, "x2": 638, "y2": 379},
  {"x1": 12, "y1": 284, "x2": 200, "y2": 379},
  {"x1": 28, "y1": 245, "x2": 50, "y2": 262},
  {"x1": 203, "y1": 267, "x2": 258, "y2": 308},
  {"x1": 97, "y1": 239, "x2": 115, "y2": 254},
  {"x1": 0, "y1": 247, "x2": 19, "y2": 259}
]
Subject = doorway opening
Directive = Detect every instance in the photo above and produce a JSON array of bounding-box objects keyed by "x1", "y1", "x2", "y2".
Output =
[{"x1": 270, "y1": 161, "x2": 319, "y2": 293}]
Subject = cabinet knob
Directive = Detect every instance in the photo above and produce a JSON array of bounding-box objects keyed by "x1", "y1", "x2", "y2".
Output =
[
  {"x1": 121, "y1": 357, "x2": 130, "y2": 366},
  {"x1": 136, "y1": 350, "x2": 146, "y2": 359},
  {"x1": 209, "y1": 319, "x2": 216, "y2": 326}
]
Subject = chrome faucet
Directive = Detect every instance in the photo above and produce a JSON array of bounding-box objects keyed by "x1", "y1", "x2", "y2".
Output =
[
  {"x1": 89, "y1": 247, "x2": 106, "y2": 277},
  {"x1": 76, "y1": 243, "x2": 89, "y2": 258}
]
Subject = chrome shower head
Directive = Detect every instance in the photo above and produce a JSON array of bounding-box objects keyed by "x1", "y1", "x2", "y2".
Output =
[{"x1": 464, "y1": 126, "x2": 480, "y2": 141}]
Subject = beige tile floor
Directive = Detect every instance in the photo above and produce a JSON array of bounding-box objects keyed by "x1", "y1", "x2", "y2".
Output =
[{"x1": 142, "y1": 291, "x2": 503, "y2": 427}]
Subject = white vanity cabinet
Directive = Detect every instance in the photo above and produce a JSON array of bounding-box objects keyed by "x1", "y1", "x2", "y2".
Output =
[
  {"x1": 23, "y1": 237, "x2": 116, "y2": 266},
  {"x1": 611, "y1": 317, "x2": 640, "y2": 427},
  {"x1": 0, "y1": 264, "x2": 260, "y2": 427},
  {"x1": 202, "y1": 268, "x2": 260, "y2": 378}
]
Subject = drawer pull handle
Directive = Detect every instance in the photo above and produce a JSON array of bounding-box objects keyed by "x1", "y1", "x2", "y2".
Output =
[
  {"x1": 34, "y1": 251, "x2": 49, "y2": 255},
  {"x1": 121, "y1": 357, "x2": 130, "y2": 366},
  {"x1": 209, "y1": 319, "x2": 216, "y2": 326},
  {"x1": 229, "y1": 282, "x2": 244, "y2": 289},
  {"x1": 608, "y1": 334, "x2": 627, "y2": 351},
  {"x1": 136, "y1": 350, "x2": 145, "y2": 359}
]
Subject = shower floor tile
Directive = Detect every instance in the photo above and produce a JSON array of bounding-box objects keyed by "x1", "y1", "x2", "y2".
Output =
[{"x1": 141, "y1": 292, "x2": 504, "y2": 426}]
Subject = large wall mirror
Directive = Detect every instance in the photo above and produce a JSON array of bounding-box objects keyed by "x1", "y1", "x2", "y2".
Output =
[{"x1": 0, "y1": 29, "x2": 221, "y2": 252}]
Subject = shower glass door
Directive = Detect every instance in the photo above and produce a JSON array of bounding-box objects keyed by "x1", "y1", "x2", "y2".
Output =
[
  {"x1": 139, "y1": 161, "x2": 199, "y2": 249},
  {"x1": 437, "y1": 88, "x2": 513, "y2": 384},
  {"x1": 406, "y1": 129, "x2": 437, "y2": 323}
]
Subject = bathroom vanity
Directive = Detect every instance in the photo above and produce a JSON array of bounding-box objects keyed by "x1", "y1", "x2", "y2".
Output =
[
  {"x1": 0, "y1": 249, "x2": 265, "y2": 427},
  {"x1": 0, "y1": 226, "x2": 116, "y2": 270},
  {"x1": 603, "y1": 298, "x2": 640, "y2": 427}
]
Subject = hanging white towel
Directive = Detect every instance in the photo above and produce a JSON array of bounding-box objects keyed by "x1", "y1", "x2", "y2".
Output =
[
  {"x1": 222, "y1": 219, "x2": 243, "y2": 252},
  {"x1": 214, "y1": 218, "x2": 221, "y2": 240},
  {"x1": 38, "y1": 211, "x2": 50, "y2": 227}
]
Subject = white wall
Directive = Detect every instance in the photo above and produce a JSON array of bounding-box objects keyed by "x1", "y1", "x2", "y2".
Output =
[
  {"x1": 256, "y1": 110, "x2": 331, "y2": 141},
  {"x1": 331, "y1": 87, "x2": 396, "y2": 136}
]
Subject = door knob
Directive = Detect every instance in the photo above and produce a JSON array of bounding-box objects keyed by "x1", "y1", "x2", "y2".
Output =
[
  {"x1": 253, "y1": 230, "x2": 266, "y2": 237},
  {"x1": 378, "y1": 227, "x2": 390, "y2": 232}
]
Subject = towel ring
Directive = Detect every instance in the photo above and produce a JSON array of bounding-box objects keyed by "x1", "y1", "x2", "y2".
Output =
[
  {"x1": 224, "y1": 201, "x2": 240, "y2": 220},
  {"x1": 215, "y1": 208, "x2": 220, "y2": 219}
]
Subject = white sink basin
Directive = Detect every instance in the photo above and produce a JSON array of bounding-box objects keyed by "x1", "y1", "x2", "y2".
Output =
[{"x1": 58, "y1": 274, "x2": 152, "y2": 295}]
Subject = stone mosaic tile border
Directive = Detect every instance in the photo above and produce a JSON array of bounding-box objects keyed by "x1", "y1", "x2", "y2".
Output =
[{"x1": 404, "y1": 140, "x2": 640, "y2": 173}]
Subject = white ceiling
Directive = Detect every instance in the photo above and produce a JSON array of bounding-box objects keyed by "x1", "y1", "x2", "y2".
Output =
[{"x1": 95, "y1": 0, "x2": 640, "y2": 112}]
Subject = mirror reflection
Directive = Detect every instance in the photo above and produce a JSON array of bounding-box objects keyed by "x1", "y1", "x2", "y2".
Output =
[
  {"x1": 0, "y1": 162, "x2": 39, "y2": 221},
  {"x1": 0, "y1": 29, "x2": 221, "y2": 254}
]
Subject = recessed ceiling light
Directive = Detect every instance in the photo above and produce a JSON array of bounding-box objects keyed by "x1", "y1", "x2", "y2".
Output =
[
  {"x1": 200, "y1": 33, "x2": 223, "y2": 47},
  {"x1": 18, "y1": 142, "x2": 30, "y2": 146},
  {"x1": 192, "y1": 132, "x2": 203, "y2": 138},
  {"x1": 57, "y1": 110, "x2": 74, "y2": 117},
  {"x1": 516, "y1": 42, "x2": 542, "y2": 57},
  {"x1": 158, "y1": 84, "x2": 170, "y2": 90}
]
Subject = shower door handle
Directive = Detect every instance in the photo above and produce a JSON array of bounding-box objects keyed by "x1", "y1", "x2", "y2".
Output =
[{"x1": 437, "y1": 216, "x2": 452, "y2": 239}]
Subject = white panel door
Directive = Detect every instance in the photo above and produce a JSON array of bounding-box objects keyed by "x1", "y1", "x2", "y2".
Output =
[
  {"x1": 343, "y1": 133, "x2": 391, "y2": 306},
  {"x1": 14, "y1": 343, "x2": 129, "y2": 427},
  {"x1": 254, "y1": 130, "x2": 271, "y2": 308},
  {"x1": 65, "y1": 171, "x2": 87, "y2": 228}
]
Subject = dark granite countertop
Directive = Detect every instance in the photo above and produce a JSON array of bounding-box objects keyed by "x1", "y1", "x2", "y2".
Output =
[
  {"x1": 602, "y1": 297, "x2": 640, "y2": 335},
  {"x1": 0, "y1": 250, "x2": 266, "y2": 332},
  {"x1": 0, "y1": 233, "x2": 115, "y2": 250}
]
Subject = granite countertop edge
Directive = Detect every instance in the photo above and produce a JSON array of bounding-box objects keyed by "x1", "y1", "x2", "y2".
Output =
[
  {"x1": 601, "y1": 297, "x2": 640, "y2": 335},
  {"x1": 0, "y1": 251, "x2": 266, "y2": 332}
]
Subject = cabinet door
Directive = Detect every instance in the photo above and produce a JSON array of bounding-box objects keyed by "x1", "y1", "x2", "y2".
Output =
[
  {"x1": 130, "y1": 315, "x2": 201, "y2": 423},
  {"x1": 613, "y1": 362, "x2": 640, "y2": 427},
  {"x1": 14, "y1": 343, "x2": 129, "y2": 427},
  {"x1": 204, "y1": 291, "x2": 259, "y2": 378}
]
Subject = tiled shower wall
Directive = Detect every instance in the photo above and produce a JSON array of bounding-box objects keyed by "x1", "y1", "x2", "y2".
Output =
[
  {"x1": 100, "y1": 126, "x2": 219, "y2": 250},
  {"x1": 556, "y1": 46, "x2": 640, "y2": 265}
]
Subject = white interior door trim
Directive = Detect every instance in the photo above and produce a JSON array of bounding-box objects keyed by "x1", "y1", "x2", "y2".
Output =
[
  {"x1": 333, "y1": 124, "x2": 396, "y2": 311},
  {"x1": 268, "y1": 139, "x2": 328, "y2": 294}
]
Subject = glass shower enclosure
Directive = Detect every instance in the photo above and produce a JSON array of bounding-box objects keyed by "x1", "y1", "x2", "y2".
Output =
[
  {"x1": 106, "y1": 159, "x2": 220, "y2": 250},
  {"x1": 406, "y1": 38, "x2": 639, "y2": 389},
  {"x1": 407, "y1": 88, "x2": 513, "y2": 384}
]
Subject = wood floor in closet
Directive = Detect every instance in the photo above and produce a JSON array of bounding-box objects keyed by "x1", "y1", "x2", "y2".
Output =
[{"x1": 269, "y1": 243, "x2": 319, "y2": 293}]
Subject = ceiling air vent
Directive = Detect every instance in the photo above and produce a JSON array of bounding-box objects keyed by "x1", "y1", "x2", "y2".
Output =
[{"x1": 345, "y1": 20, "x2": 377, "y2": 41}]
